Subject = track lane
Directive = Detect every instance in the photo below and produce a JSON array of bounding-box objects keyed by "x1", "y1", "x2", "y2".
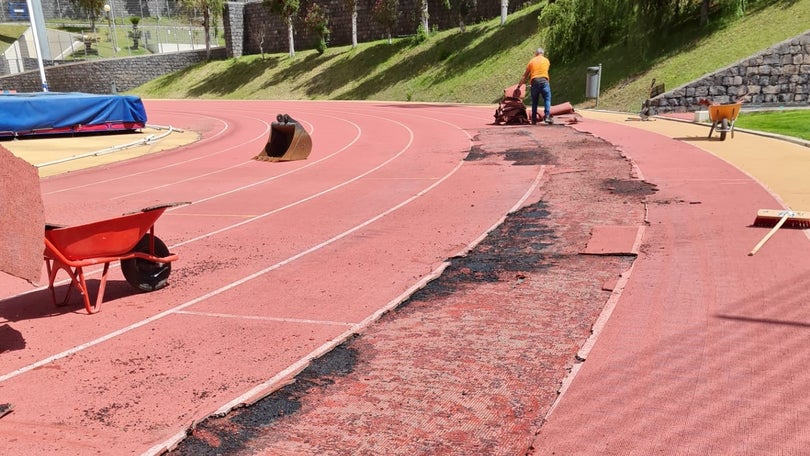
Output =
[{"x1": 0, "y1": 101, "x2": 544, "y2": 455}]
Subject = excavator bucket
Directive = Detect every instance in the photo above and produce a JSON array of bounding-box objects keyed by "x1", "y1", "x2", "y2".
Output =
[{"x1": 254, "y1": 114, "x2": 312, "y2": 162}]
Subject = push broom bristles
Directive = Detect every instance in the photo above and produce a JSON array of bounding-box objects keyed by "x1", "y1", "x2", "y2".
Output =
[
  {"x1": 749, "y1": 209, "x2": 810, "y2": 256},
  {"x1": 752, "y1": 209, "x2": 810, "y2": 229}
]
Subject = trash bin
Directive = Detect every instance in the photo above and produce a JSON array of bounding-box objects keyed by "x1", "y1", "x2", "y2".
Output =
[{"x1": 585, "y1": 65, "x2": 601, "y2": 99}]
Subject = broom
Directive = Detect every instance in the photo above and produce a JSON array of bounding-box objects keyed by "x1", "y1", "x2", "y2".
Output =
[{"x1": 748, "y1": 209, "x2": 810, "y2": 256}]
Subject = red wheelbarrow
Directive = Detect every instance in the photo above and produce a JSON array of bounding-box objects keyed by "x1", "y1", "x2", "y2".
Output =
[{"x1": 43, "y1": 202, "x2": 187, "y2": 314}]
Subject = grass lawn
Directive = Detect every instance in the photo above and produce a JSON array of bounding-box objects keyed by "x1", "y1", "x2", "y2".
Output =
[{"x1": 735, "y1": 109, "x2": 810, "y2": 141}]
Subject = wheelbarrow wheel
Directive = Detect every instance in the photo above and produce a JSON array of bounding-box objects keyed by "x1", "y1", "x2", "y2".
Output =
[
  {"x1": 121, "y1": 234, "x2": 172, "y2": 292},
  {"x1": 719, "y1": 118, "x2": 729, "y2": 141}
]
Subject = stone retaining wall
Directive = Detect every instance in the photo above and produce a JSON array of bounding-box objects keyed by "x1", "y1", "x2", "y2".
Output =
[
  {"x1": 652, "y1": 31, "x2": 810, "y2": 112},
  {"x1": 228, "y1": 0, "x2": 531, "y2": 57},
  {"x1": 0, "y1": 48, "x2": 226, "y2": 93}
]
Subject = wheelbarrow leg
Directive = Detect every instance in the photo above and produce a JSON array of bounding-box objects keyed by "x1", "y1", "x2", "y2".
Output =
[
  {"x1": 73, "y1": 265, "x2": 109, "y2": 314},
  {"x1": 46, "y1": 258, "x2": 78, "y2": 307},
  {"x1": 45, "y1": 259, "x2": 107, "y2": 314},
  {"x1": 708, "y1": 120, "x2": 717, "y2": 139},
  {"x1": 90, "y1": 262, "x2": 111, "y2": 314}
]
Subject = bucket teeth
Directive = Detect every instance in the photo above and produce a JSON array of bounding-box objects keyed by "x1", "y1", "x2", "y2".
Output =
[{"x1": 254, "y1": 114, "x2": 312, "y2": 162}]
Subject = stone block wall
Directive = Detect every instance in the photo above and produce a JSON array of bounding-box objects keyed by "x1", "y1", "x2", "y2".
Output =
[
  {"x1": 223, "y1": 2, "x2": 246, "y2": 58},
  {"x1": 229, "y1": 0, "x2": 531, "y2": 57},
  {"x1": 0, "y1": 48, "x2": 226, "y2": 93},
  {"x1": 652, "y1": 31, "x2": 810, "y2": 112}
]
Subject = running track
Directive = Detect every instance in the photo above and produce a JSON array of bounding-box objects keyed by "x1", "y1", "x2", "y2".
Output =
[{"x1": 0, "y1": 100, "x2": 547, "y2": 454}]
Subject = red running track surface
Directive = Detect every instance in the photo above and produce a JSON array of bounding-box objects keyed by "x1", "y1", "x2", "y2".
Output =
[{"x1": 0, "y1": 100, "x2": 547, "y2": 454}]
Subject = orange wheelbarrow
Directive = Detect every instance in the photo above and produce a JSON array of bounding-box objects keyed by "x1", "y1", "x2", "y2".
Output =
[
  {"x1": 43, "y1": 202, "x2": 186, "y2": 314},
  {"x1": 707, "y1": 102, "x2": 743, "y2": 141}
]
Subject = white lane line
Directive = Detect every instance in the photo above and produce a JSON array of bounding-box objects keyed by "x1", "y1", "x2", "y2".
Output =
[
  {"x1": 174, "y1": 310, "x2": 354, "y2": 327},
  {"x1": 165, "y1": 115, "x2": 363, "y2": 210},
  {"x1": 1, "y1": 106, "x2": 476, "y2": 305},
  {"x1": 0, "y1": 116, "x2": 414, "y2": 382},
  {"x1": 171, "y1": 115, "x2": 413, "y2": 247},
  {"x1": 0, "y1": 154, "x2": 456, "y2": 384},
  {"x1": 108, "y1": 113, "x2": 339, "y2": 201},
  {"x1": 0, "y1": 111, "x2": 409, "y2": 301},
  {"x1": 43, "y1": 107, "x2": 309, "y2": 198},
  {"x1": 42, "y1": 113, "x2": 235, "y2": 195},
  {"x1": 143, "y1": 162, "x2": 550, "y2": 456},
  {"x1": 1, "y1": 105, "x2": 525, "y2": 387}
]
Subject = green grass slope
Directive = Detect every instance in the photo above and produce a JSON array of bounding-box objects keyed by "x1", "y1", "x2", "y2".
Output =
[{"x1": 132, "y1": 1, "x2": 810, "y2": 113}]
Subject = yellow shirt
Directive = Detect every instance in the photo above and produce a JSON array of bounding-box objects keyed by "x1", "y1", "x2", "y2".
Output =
[{"x1": 525, "y1": 54, "x2": 550, "y2": 81}]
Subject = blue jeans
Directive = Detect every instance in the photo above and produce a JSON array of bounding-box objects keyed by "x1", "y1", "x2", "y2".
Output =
[{"x1": 530, "y1": 78, "x2": 552, "y2": 122}]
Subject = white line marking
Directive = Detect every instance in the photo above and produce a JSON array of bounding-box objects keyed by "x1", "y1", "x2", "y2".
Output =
[
  {"x1": 174, "y1": 310, "x2": 354, "y2": 327},
  {"x1": 1, "y1": 117, "x2": 422, "y2": 382},
  {"x1": 142, "y1": 162, "x2": 549, "y2": 456},
  {"x1": 42, "y1": 113, "x2": 234, "y2": 195},
  {"x1": 0, "y1": 156, "x2": 454, "y2": 384},
  {"x1": 171, "y1": 116, "x2": 412, "y2": 247},
  {"x1": 108, "y1": 113, "x2": 345, "y2": 201}
]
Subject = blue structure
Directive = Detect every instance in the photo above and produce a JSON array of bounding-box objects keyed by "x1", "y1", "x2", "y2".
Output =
[{"x1": 0, "y1": 92, "x2": 147, "y2": 137}]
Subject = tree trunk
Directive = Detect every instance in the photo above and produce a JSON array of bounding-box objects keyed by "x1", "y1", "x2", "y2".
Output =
[
  {"x1": 352, "y1": 10, "x2": 358, "y2": 48},
  {"x1": 203, "y1": 7, "x2": 211, "y2": 60},
  {"x1": 501, "y1": 0, "x2": 508, "y2": 25},
  {"x1": 421, "y1": 0, "x2": 429, "y2": 33},
  {"x1": 701, "y1": 0, "x2": 709, "y2": 25},
  {"x1": 287, "y1": 17, "x2": 295, "y2": 57}
]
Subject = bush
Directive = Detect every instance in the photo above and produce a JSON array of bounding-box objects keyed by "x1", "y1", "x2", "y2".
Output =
[
  {"x1": 414, "y1": 23, "x2": 429, "y2": 43},
  {"x1": 304, "y1": 3, "x2": 330, "y2": 53}
]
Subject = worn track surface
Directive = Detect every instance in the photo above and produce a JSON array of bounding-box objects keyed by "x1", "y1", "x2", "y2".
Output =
[
  {"x1": 170, "y1": 125, "x2": 652, "y2": 455},
  {"x1": 4, "y1": 102, "x2": 809, "y2": 456}
]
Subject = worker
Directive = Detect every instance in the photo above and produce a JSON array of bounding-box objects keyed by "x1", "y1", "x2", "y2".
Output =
[{"x1": 518, "y1": 47, "x2": 553, "y2": 125}]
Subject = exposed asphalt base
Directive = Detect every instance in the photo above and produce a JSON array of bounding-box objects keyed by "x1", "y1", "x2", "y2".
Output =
[{"x1": 167, "y1": 125, "x2": 657, "y2": 455}]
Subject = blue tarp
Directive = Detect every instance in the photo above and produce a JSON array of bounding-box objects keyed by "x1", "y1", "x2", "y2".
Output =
[{"x1": 0, "y1": 92, "x2": 147, "y2": 136}]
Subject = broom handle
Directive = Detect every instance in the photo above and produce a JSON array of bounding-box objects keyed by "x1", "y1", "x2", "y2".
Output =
[{"x1": 748, "y1": 212, "x2": 791, "y2": 256}]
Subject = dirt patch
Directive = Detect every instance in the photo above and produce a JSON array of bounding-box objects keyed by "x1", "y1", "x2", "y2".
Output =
[
  {"x1": 603, "y1": 178, "x2": 658, "y2": 196},
  {"x1": 168, "y1": 125, "x2": 648, "y2": 455},
  {"x1": 466, "y1": 129, "x2": 556, "y2": 166}
]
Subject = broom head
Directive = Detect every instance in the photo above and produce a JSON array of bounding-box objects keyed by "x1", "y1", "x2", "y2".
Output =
[{"x1": 751, "y1": 209, "x2": 810, "y2": 229}]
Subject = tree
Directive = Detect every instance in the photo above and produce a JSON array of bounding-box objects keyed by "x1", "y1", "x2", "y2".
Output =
[
  {"x1": 419, "y1": 0, "x2": 429, "y2": 36},
  {"x1": 265, "y1": 0, "x2": 300, "y2": 57},
  {"x1": 449, "y1": 0, "x2": 476, "y2": 32},
  {"x1": 701, "y1": 0, "x2": 747, "y2": 26},
  {"x1": 178, "y1": 0, "x2": 225, "y2": 60},
  {"x1": 344, "y1": 0, "x2": 358, "y2": 48},
  {"x1": 372, "y1": 0, "x2": 399, "y2": 44},
  {"x1": 304, "y1": 3, "x2": 330, "y2": 54},
  {"x1": 69, "y1": 0, "x2": 106, "y2": 33},
  {"x1": 700, "y1": 0, "x2": 710, "y2": 25},
  {"x1": 500, "y1": 0, "x2": 508, "y2": 25},
  {"x1": 127, "y1": 16, "x2": 143, "y2": 49},
  {"x1": 723, "y1": 0, "x2": 747, "y2": 18}
]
